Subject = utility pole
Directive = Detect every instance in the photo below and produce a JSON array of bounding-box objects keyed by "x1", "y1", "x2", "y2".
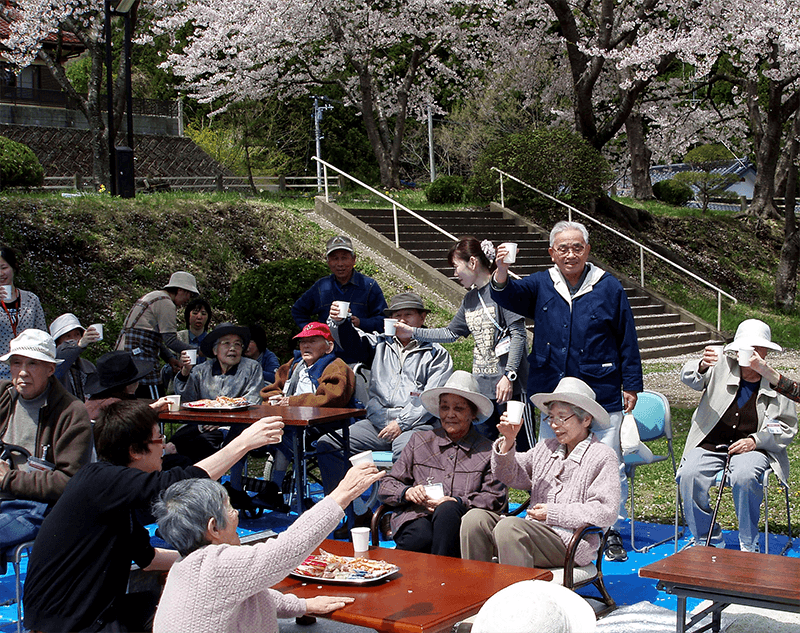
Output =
[
  {"x1": 428, "y1": 105, "x2": 436, "y2": 183},
  {"x1": 313, "y1": 96, "x2": 334, "y2": 191}
]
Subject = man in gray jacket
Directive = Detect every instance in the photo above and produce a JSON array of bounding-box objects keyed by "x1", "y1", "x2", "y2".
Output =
[{"x1": 316, "y1": 293, "x2": 453, "y2": 495}]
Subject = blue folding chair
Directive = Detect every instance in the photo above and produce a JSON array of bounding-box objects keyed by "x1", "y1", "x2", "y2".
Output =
[{"x1": 624, "y1": 390, "x2": 682, "y2": 552}]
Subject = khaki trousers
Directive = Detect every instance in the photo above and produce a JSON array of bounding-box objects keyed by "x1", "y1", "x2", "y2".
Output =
[{"x1": 460, "y1": 509, "x2": 567, "y2": 568}]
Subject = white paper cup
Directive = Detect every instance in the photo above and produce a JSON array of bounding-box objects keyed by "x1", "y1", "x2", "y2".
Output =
[
  {"x1": 185, "y1": 349, "x2": 198, "y2": 365},
  {"x1": 165, "y1": 395, "x2": 181, "y2": 412},
  {"x1": 738, "y1": 346, "x2": 754, "y2": 367},
  {"x1": 268, "y1": 395, "x2": 282, "y2": 406},
  {"x1": 332, "y1": 300, "x2": 350, "y2": 318},
  {"x1": 424, "y1": 483, "x2": 444, "y2": 500},
  {"x1": 0, "y1": 285, "x2": 12, "y2": 301},
  {"x1": 349, "y1": 450, "x2": 374, "y2": 467},
  {"x1": 501, "y1": 242, "x2": 518, "y2": 264},
  {"x1": 705, "y1": 345, "x2": 724, "y2": 364},
  {"x1": 351, "y1": 527, "x2": 370, "y2": 553},
  {"x1": 89, "y1": 323, "x2": 104, "y2": 341},
  {"x1": 384, "y1": 318, "x2": 398, "y2": 336},
  {"x1": 506, "y1": 401, "x2": 525, "y2": 426}
]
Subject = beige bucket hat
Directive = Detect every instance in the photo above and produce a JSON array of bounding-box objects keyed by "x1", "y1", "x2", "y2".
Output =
[{"x1": 530, "y1": 377, "x2": 610, "y2": 428}]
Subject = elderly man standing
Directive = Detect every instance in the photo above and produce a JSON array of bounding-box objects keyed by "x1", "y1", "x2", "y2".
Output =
[
  {"x1": 677, "y1": 319, "x2": 797, "y2": 552},
  {"x1": 292, "y1": 236, "x2": 387, "y2": 361},
  {"x1": 0, "y1": 329, "x2": 92, "y2": 552},
  {"x1": 491, "y1": 220, "x2": 642, "y2": 562},
  {"x1": 116, "y1": 271, "x2": 200, "y2": 399}
]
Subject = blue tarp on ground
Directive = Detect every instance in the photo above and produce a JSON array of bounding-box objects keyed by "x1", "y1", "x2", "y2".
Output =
[{"x1": 1, "y1": 487, "x2": 795, "y2": 632}]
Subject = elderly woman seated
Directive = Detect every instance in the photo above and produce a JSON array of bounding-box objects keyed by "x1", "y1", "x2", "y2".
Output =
[
  {"x1": 153, "y1": 466, "x2": 384, "y2": 633},
  {"x1": 377, "y1": 371, "x2": 506, "y2": 558},
  {"x1": 460, "y1": 377, "x2": 620, "y2": 568},
  {"x1": 174, "y1": 322, "x2": 266, "y2": 509},
  {"x1": 677, "y1": 319, "x2": 797, "y2": 552}
]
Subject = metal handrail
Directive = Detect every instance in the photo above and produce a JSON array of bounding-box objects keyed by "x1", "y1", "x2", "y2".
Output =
[
  {"x1": 313, "y1": 157, "x2": 521, "y2": 279},
  {"x1": 492, "y1": 167, "x2": 737, "y2": 330}
]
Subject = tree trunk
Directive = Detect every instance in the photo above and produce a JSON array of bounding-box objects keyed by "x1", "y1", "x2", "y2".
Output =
[
  {"x1": 625, "y1": 111, "x2": 654, "y2": 199},
  {"x1": 775, "y1": 108, "x2": 800, "y2": 310}
]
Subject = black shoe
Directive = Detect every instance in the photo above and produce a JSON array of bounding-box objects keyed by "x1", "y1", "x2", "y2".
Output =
[
  {"x1": 223, "y1": 482, "x2": 263, "y2": 519},
  {"x1": 353, "y1": 509, "x2": 373, "y2": 529},
  {"x1": 254, "y1": 481, "x2": 290, "y2": 513},
  {"x1": 333, "y1": 524, "x2": 350, "y2": 540},
  {"x1": 604, "y1": 530, "x2": 628, "y2": 562}
]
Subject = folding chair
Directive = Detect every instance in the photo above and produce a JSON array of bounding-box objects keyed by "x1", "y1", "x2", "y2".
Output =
[
  {"x1": 624, "y1": 390, "x2": 682, "y2": 552},
  {"x1": 676, "y1": 466, "x2": 793, "y2": 555},
  {"x1": 6, "y1": 540, "x2": 35, "y2": 633}
]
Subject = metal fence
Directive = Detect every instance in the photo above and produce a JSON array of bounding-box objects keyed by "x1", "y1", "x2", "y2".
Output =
[
  {"x1": 42, "y1": 174, "x2": 341, "y2": 193},
  {"x1": 0, "y1": 86, "x2": 178, "y2": 117}
]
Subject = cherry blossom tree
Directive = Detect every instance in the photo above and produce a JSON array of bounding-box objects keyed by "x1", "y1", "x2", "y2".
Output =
[
  {"x1": 2, "y1": 0, "x2": 138, "y2": 187},
  {"x1": 152, "y1": 0, "x2": 500, "y2": 189}
]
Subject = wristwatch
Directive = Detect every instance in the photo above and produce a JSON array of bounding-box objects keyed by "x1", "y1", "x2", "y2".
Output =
[{"x1": 505, "y1": 370, "x2": 517, "y2": 382}]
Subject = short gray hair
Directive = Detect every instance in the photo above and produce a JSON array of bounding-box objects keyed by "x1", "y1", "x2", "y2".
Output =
[
  {"x1": 153, "y1": 479, "x2": 230, "y2": 557},
  {"x1": 547, "y1": 401, "x2": 591, "y2": 423},
  {"x1": 549, "y1": 221, "x2": 589, "y2": 247}
]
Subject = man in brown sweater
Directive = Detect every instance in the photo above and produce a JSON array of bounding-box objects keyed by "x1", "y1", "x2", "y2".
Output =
[{"x1": 0, "y1": 328, "x2": 92, "y2": 552}]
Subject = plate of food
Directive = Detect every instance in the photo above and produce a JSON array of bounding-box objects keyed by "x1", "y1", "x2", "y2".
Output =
[
  {"x1": 182, "y1": 396, "x2": 252, "y2": 410},
  {"x1": 290, "y1": 550, "x2": 399, "y2": 584}
]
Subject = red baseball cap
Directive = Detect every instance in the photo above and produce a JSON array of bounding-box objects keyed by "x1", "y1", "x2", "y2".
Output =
[{"x1": 293, "y1": 322, "x2": 333, "y2": 342}]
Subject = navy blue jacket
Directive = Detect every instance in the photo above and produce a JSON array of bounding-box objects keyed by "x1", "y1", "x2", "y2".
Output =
[{"x1": 491, "y1": 264, "x2": 642, "y2": 413}]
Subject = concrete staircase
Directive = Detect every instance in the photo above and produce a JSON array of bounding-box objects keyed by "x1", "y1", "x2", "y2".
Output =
[{"x1": 332, "y1": 203, "x2": 724, "y2": 359}]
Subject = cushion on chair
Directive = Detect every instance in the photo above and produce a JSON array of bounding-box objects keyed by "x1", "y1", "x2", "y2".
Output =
[{"x1": 547, "y1": 563, "x2": 598, "y2": 586}]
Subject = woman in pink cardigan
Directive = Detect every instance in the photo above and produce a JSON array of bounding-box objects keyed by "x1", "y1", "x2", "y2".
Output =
[
  {"x1": 152, "y1": 464, "x2": 384, "y2": 633},
  {"x1": 460, "y1": 377, "x2": 620, "y2": 568}
]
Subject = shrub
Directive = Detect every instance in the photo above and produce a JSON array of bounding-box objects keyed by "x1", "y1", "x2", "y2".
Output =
[
  {"x1": 468, "y1": 126, "x2": 613, "y2": 210},
  {"x1": 0, "y1": 136, "x2": 44, "y2": 189},
  {"x1": 227, "y1": 258, "x2": 329, "y2": 359},
  {"x1": 652, "y1": 178, "x2": 693, "y2": 207},
  {"x1": 425, "y1": 175, "x2": 465, "y2": 204}
]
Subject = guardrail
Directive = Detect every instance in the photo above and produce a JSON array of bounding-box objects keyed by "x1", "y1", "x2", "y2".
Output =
[
  {"x1": 313, "y1": 157, "x2": 522, "y2": 280},
  {"x1": 492, "y1": 167, "x2": 736, "y2": 330},
  {"x1": 42, "y1": 174, "x2": 340, "y2": 193}
]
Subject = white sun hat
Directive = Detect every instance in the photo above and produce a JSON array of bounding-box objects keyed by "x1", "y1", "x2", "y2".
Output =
[
  {"x1": 471, "y1": 580, "x2": 596, "y2": 633},
  {"x1": 723, "y1": 318, "x2": 782, "y2": 354},
  {"x1": 49, "y1": 313, "x2": 86, "y2": 342},
  {"x1": 0, "y1": 329, "x2": 63, "y2": 365},
  {"x1": 530, "y1": 376, "x2": 610, "y2": 428},
  {"x1": 420, "y1": 370, "x2": 494, "y2": 423}
]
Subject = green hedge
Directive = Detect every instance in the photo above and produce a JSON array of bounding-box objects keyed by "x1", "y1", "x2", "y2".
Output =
[
  {"x1": 0, "y1": 136, "x2": 44, "y2": 189},
  {"x1": 228, "y1": 258, "x2": 329, "y2": 359}
]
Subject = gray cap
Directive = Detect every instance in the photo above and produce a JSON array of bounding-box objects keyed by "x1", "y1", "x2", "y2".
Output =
[
  {"x1": 325, "y1": 235, "x2": 355, "y2": 257},
  {"x1": 385, "y1": 292, "x2": 430, "y2": 315},
  {"x1": 163, "y1": 271, "x2": 199, "y2": 294}
]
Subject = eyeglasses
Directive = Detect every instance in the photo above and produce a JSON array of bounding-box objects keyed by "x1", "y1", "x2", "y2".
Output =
[
  {"x1": 148, "y1": 434, "x2": 165, "y2": 445},
  {"x1": 554, "y1": 243, "x2": 586, "y2": 256},
  {"x1": 546, "y1": 413, "x2": 577, "y2": 427}
]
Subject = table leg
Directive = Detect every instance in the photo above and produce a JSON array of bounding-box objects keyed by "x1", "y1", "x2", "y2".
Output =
[
  {"x1": 676, "y1": 596, "x2": 687, "y2": 633},
  {"x1": 291, "y1": 427, "x2": 304, "y2": 515},
  {"x1": 712, "y1": 606, "x2": 721, "y2": 633}
]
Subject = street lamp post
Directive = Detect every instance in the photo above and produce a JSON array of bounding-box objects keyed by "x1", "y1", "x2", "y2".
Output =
[{"x1": 104, "y1": 0, "x2": 136, "y2": 197}]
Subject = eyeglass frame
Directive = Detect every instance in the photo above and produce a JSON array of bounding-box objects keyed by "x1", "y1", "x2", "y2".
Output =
[
  {"x1": 545, "y1": 412, "x2": 579, "y2": 428},
  {"x1": 553, "y1": 243, "x2": 586, "y2": 256}
]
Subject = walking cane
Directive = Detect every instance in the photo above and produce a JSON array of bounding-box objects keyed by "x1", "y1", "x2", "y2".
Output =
[{"x1": 706, "y1": 444, "x2": 733, "y2": 547}]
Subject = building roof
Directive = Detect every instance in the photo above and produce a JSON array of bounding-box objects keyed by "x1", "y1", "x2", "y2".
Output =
[{"x1": 0, "y1": 13, "x2": 85, "y2": 56}]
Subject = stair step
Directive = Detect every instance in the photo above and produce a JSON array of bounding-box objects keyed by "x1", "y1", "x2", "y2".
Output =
[
  {"x1": 636, "y1": 322, "x2": 696, "y2": 336},
  {"x1": 637, "y1": 330, "x2": 713, "y2": 349},
  {"x1": 640, "y1": 339, "x2": 723, "y2": 359},
  {"x1": 631, "y1": 304, "x2": 667, "y2": 316},
  {"x1": 635, "y1": 313, "x2": 681, "y2": 326}
]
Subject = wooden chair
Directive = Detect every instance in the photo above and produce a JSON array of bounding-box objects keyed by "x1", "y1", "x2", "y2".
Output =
[{"x1": 371, "y1": 503, "x2": 615, "y2": 617}]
